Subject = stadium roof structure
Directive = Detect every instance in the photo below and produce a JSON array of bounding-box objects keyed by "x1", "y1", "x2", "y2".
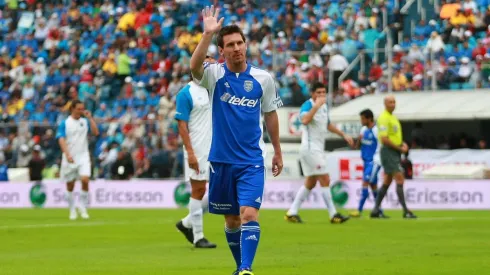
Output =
[{"x1": 329, "y1": 90, "x2": 490, "y2": 122}]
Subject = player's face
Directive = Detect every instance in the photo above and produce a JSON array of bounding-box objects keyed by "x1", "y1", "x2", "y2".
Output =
[
  {"x1": 360, "y1": 115, "x2": 369, "y2": 126},
  {"x1": 220, "y1": 33, "x2": 246, "y2": 66},
  {"x1": 71, "y1": 103, "x2": 85, "y2": 119},
  {"x1": 311, "y1": 88, "x2": 327, "y2": 101}
]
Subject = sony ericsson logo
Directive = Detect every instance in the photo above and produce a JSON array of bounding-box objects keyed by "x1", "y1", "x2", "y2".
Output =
[{"x1": 220, "y1": 92, "x2": 259, "y2": 108}]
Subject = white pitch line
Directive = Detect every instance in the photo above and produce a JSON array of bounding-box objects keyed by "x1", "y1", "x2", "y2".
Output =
[{"x1": 0, "y1": 219, "x2": 172, "y2": 230}]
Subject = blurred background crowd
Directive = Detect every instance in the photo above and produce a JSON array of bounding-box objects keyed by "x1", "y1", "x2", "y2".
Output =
[{"x1": 0, "y1": 0, "x2": 489, "y2": 181}]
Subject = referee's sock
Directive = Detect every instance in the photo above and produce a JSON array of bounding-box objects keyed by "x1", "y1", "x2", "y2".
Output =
[
  {"x1": 396, "y1": 184, "x2": 409, "y2": 212},
  {"x1": 373, "y1": 184, "x2": 389, "y2": 212}
]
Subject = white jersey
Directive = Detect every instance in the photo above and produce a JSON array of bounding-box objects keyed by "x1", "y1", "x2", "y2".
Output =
[
  {"x1": 56, "y1": 115, "x2": 91, "y2": 161},
  {"x1": 299, "y1": 99, "x2": 330, "y2": 152},
  {"x1": 175, "y1": 81, "x2": 212, "y2": 159}
]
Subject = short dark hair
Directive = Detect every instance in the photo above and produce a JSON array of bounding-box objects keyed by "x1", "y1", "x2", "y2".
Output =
[
  {"x1": 217, "y1": 25, "x2": 246, "y2": 48},
  {"x1": 360, "y1": 109, "x2": 374, "y2": 120},
  {"x1": 310, "y1": 82, "x2": 326, "y2": 92},
  {"x1": 70, "y1": 99, "x2": 83, "y2": 110}
]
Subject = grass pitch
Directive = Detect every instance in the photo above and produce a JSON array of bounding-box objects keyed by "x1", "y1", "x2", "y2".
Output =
[{"x1": 1, "y1": 209, "x2": 489, "y2": 275}]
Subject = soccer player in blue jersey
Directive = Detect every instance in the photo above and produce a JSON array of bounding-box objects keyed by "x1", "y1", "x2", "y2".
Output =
[
  {"x1": 190, "y1": 6, "x2": 283, "y2": 275},
  {"x1": 349, "y1": 109, "x2": 384, "y2": 218}
]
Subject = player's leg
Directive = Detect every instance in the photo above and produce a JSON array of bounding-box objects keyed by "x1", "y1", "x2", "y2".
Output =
[
  {"x1": 350, "y1": 180, "x2": 370, "y2": 218},
  {"x1": 285, "y1": 175, "x2": 317, "y2": 223},
  {"x1": 189, "y1": 179, "x2": 216, "y2": 248},
  {"x1": 78, "y1": 159, "x2": 91, "y2": 219},
  {"x1": 393, "y1": 171, "x2": 417, "y2": 219},
  {"x1": 371, "y1": 148, "x2": 394, "y2": 218},
  {"x1": 371, "y1": 172, "x2": 392, "y2": 218},
  {"x1": 61, "y1": 161, "x2": 78, "y2": 220},
  {"x1": 207, "y1": 162, "x2": 241, "y2": 271},
  {"x1": 236, "y1": 164, "x2": 265, "y2": 274},
  {"x1": 318, "y1": 174, "x2": 349, "y2": 223},
  {"x1": 225, "y1": 214, "x2": 242, "y2": 273},
  {"x1": 78, "y1": 176, "x2": 90, "y2": 219},
  {"x1": 66, "y1": 181, "x2": 77, "y2": 220},
  {"x1": 369, "y1": 163, "x2": 382, "y2": 208},
  {"x1": 351, "y1": 162, "x2": 373, "y2": 217},
  {"x1": 177, "y1": 158, "x2": 215, "y2": 247}
]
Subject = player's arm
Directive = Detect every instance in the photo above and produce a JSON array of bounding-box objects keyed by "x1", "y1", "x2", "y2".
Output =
[
  {"x1": 300, "y1": 99, "x2": 324, "y2": 125},
  {"x1": 264, "y1": 111, "x2": 283, "y2": 177},
  {"x1": 190, "y1": 6, "x2": 223, "y2": 81},
  {"x1": 378, "y1": 117, "x2": 407, "y2": 153},
  {"x1": 56, "y1": 121, "x2": 74, "y2": 163},
  {"x1": 84, "y1": 111, "x2": 99, "y2": 136},
  {"x1": 175, "y1": 89, "x2": 199, "y2": 172},
  {"x1": 262, "y1": 74, "x2": 284, "y2": 176},
  {"x1": 353, "y1": 134, "x2": 362, "y2": 149},
  {"x1": 327, "y1": 123, "x2": 354, "y2": 147}
]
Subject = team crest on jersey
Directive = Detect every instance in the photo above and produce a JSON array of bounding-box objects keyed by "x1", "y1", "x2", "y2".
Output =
[{"x1": 244, "y1": 80, "x2": 253, "y2": 92}]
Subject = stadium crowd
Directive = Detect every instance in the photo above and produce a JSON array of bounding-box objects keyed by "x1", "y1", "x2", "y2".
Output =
[{"x1": 0, "y1": 0, "x2": 489, "y2": 180}]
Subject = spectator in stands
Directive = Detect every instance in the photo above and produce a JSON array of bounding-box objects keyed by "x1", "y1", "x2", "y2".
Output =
[
  {"x1": 477, "y1": 138, "x2": 487, "y2": 149},
  {"x1": 328, "y1": 50, "x2": 349, "y2": 91},
  {"x1": 392, "y1": 69, "x2": 409, "y2": 91},
  {"x1": 369, "y1": 60, "x2": 383, "y2": 82},
  {"x1": 458, "y1": 57, "x2": 473, "y2": 82},
  {"x1": 111, "y1": 148, "x2": 134, "y2": 180},
  {"x1": 28, "y1": 145, "x2": 45, "y2": 182}
]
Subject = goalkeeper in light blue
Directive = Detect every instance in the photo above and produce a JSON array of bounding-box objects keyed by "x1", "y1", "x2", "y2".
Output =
[{"x1": 189, "y1": 5, "x2": 284, "y2": 275}]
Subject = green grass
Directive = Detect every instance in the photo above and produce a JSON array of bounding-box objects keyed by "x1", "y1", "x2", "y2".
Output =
[{"x1": 1, "y1": 209, "x2": 489, "y2": 275}]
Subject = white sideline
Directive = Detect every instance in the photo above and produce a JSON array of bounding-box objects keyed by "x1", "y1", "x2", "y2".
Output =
[{"x1": 0, "y1": 217, "x2": 488, "y2": 230}]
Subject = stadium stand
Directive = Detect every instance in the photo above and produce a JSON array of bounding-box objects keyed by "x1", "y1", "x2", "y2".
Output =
[{"x1": 0, "y1": 0, "x2": 488, "y2": 179}]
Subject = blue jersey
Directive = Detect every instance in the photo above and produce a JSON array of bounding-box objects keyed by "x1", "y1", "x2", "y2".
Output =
[
  {"x1": 195, "y1": 62, "x2": 283, "y2": 165},
  {"x1": 360, "y1": 125, "x2": 379, "y2": 162}
]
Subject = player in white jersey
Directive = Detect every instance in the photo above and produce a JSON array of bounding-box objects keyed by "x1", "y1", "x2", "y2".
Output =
[
  {"x1": 56, "y1": 100, "x2": 99, "y2": 220},
  {"x1": 175, "y1": 57, "x2": 217, "y2": 249},
  {"x1": 285, "y1": 83, "x2": 353, "y2": 224}
]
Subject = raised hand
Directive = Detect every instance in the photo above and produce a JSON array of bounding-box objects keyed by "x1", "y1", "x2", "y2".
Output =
[
  {"x1": 202, "y1": 5, "x2": 224, "y2": 34},
  {"x1": 314, "y1": 95, "x2": 327, "y2": 107}
]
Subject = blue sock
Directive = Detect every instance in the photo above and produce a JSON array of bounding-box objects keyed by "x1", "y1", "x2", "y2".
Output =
[
  {"x1": 240, "y1": 221, "x2": 261, "y2": 270},
  {"x1": 225, "y1": 226, "x2": 241, "y2": 268},
  {"x1": 358, "y1": 187, "x2": 369, "y2": 212}
]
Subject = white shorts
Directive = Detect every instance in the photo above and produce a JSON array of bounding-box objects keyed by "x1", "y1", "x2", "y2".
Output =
[
  {"x1": 300, "y1": 151, "x2": 328, "y2": 177},
  {"x1": 60, "y1": 157, "x2": 91, "y2": 182},
  {"x1": 184, "y1": 154, "x2": 209, "y2": 182}
]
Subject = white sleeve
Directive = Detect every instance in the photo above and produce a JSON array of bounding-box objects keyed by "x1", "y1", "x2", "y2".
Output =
[
  {"x1": 192, "y1": 62, "x2": 219, "y2": 95},
  {"x1": 372, "y1": 126, "x2": 379, "y2": 140},
  {"x1": 261, "y1": 74, "x2": 283, "y2": 113},
  {"x1": 360, "y1": 126, "x2": 367, "y2": 136}
]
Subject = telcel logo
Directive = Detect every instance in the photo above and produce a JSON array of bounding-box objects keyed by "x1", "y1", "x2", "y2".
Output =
[{"x1": 220, "y1": 93, "x2": 258, "y2": 108}]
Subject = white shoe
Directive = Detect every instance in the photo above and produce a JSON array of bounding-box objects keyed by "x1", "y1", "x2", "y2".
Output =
[
  {"x1": 69, "y1": 210, "x2": 78, "y2": 220},
  {"x1": 78, "y1": 207, "x2": 90, "y2": 219}
]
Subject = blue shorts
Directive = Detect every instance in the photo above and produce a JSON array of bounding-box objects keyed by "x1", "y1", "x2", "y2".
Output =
[
  {"x1": 208, "y1": 162, "x2": 265, "y2": 215},
  {"x1": 363, "y1": 161, "x2": 381, "y2": 185}
]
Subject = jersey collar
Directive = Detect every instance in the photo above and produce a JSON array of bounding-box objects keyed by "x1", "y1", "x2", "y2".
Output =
[{"x1": 223, "y1": 62, "x2": 251, "y2": 76}]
